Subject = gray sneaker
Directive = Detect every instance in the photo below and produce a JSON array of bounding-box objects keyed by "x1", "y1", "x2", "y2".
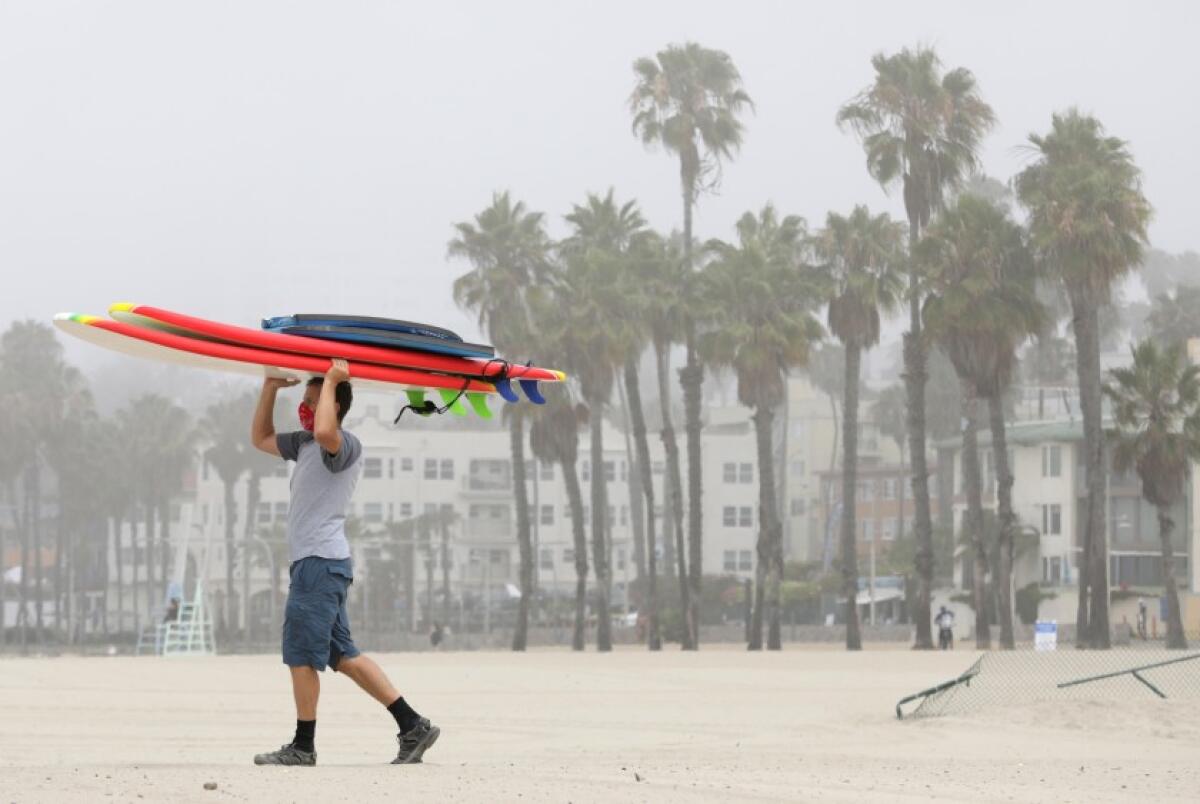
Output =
[
  {"x1": 391, "y1": 718, "x2": 440, "y2": 764},
  {"x1": 254, "y1": 743, "x2": 316, "y2": 766}
]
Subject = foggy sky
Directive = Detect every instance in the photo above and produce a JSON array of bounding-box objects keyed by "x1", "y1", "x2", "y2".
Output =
[{"x1": 3, "y1": 1, "x2": 1197, "y2": 379}]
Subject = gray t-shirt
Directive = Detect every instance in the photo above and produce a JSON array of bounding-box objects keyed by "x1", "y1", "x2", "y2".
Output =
[{"x1": 276, "y1": 429, "x2": 362, "y2": 563}]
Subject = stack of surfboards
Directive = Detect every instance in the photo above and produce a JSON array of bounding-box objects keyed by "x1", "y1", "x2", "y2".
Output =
[{"x1": 53, "y1": 304, "x2": 565, "y2": 420}]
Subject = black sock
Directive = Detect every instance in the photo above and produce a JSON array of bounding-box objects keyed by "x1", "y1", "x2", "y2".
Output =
[
  {"x1": 293, "y1": 719, "x2": 316, "y2": 753},
  {"x1": 387, "y1": 696, "x2": 421, "y2": 733}
]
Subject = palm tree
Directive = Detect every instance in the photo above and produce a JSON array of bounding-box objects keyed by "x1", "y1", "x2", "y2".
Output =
[
  {"x1": 548, "y1": 233, "x2": 635, "y2": 653},
  {"x1": 812, "y1": 207, "x2": 906, "y2": 650},
  {"x1": 640, "y1": 232, "x2": 692, "y2": 644},
  {"x1": 1104, "y1": 340, "x2": 1196, "y2": 650},
  {"x1": 703, "y1": 204, "x2": 824, "y2": 650},
  {"x1": 0, "y1": 321, "x2": 94, "y2": 647},
  {"x1": 838, "y1": 46, "x2": 995, "y2": 649},
  {"x1": 198, "y1": 393, "x2": 255, "y2": 639},
  {"x1": 1016, "y1": 110, "x2": 1153, "y2": 649},
  {"x1": 871, "y1": 385, "x2": 908, "y2": 541},
  {"x1": 120, "y1": 394, "x2": 193, "y2": 629},
  {"x1": 631, "y1": 43, "x2": 754, "y2": 650},
  {"x1": 528, "y1": 389, "x2": 590, "y2": 650},
  {"x1": 918, "y1": 194, "x2": 1044, "y2": 649},
  {"x1": 449, "y1": 192, "x2": 554, "y2": 651},
  {"x1": 560, "y1": 191, "x2": 665, "y2": 650},
  {"x1": 1145, "y1": 286, "x2": 1200, "y2": 348}
]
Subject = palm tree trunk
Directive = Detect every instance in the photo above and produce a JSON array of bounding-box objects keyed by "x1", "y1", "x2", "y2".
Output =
[
  {"x1": 625, "y1": 358, "x2": 661, "y2": 650},
  {"x1": 560, "y1": 457, "x2": 588, "y2": 651},
  {"x1": 242, "y1": 475, "x2": 262, "y2": 648},
  {"x1": 31, "y1": 464, "x2": 45, "y2": 647},
  {"x1": 960, "y1": 380, "x2": 991, "y2": 649},
  {"x1": 616, "y1": 373, "x2": 646, "y2": 581},
  {"x1": 14, "y1": 478, "x2": 29, "y2": 652},
  {"x1": 680, "y1": 330, "x2": 703, "y2": 651},
  {"x1": 222, "y1": 481, "x2": 236, "y2": 641},
  {"x1": 655, "y1": 340, "x2": 692, "y2": 647},
  {"x1": 841, "y1": 343, "x2": 863, "y2": 651},
  {"x1": 144, "y1": 500, "x2": 156, "y2": 626},
  {"x1": 1069, "y1": 289, "x2": 1110, "y2": 649},
  {"x1": 753, "y1": 405, "x2": 785, "y2": 650},
  {"x1": 509, "y1": 412, "x2": 533, "y2": 651},
  {"x1": 988, "y1": 393, "x2": 1017, "y2": 649},
  {"x1": 904, "y1": 212, "x2": 936, "y2": 650},
  {"x1": 589, "y1": 398, "x2": 613, "y2": 651},
  {"x1": 1155, "y1": 507, "x2": 1188, "y2": 650}
]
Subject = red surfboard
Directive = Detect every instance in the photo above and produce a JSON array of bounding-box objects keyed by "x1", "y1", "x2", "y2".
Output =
[
  {"x1": 65, "y1": 314, "x2": 499, "y2": 394},
  {"x1": 109, "y1": 303, "x2": 564, "y2": 383}
]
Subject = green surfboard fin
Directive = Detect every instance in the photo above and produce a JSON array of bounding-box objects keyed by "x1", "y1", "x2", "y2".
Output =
[
  {"x1": 405, "y1": 389, "x2": 432, "y2": 416},
  {"x1": 438, "y1": 388, "x2": 468, "y2": 417},
  {"x1": 466, "y1": 392, "x2": 492, "y2": 419}
]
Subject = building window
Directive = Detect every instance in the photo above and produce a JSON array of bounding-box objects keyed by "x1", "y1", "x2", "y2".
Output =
[
  {"x1": 1042, "y1": 445, "x2": 1062, "y2": 478},
  {"x1": 274, "y1": 502, "x2": 288, "y2": 521},
  {"x1": 540, "y1": 504, "x2": 554, "y2": 526},
  {"x1": 581, "y1": 461, "x2": 590, "y2": 481},
  {"x1": 440, "y1": 459, "x2": 454, "y2": 480},
  {"x1": 387, "y1": 458, "x2": 395, "y2": 479},
  {"x1": 424, "y1": 458, "x2": 438, "y2": 479},
  {"x1": 738, "y1": 506, "x2": 753, "y2": 528},
  {"x1": 400, "y1": 502, "x2": 413, "y2": 519},
  {"x1": 616, "y1": 547, "x2": 626, "y2": 571},
  {"x1": 1042, "y1": 504, "x2": 1062, "y2": 536},
  {"x1": 651, "y1": 461, "x2": 664, "y2": 475},
  {"x1": 858, "y1": 481, "x2": 875, "y2": 502},
  {"x1": 257, "y1": 503, "x2": 271, "y2": 524},
  {"x1": 739, "y1": 463, "x2": 754, "y2": 484},
  {"x1": 882, "y1": 519, "x2": 896, "y2": 540},
  {"x1": 1042, "y1": 556, "x2": 1063, "y2": 585},
  {"x1": 387, "y1": 502, "x2": 394, "y2": 521},
  {"x1": 723, "y1": 506, "x2": 736, "y2": 527},
  {"x1": 364, "y1": 458, "x2": 382, "y2": 479},
  {"x1": 723, "y1": 462, "x2": 737, "y2": 483},
  {"x1": 619, "y1": 461, "x2": 627, "y2": 482},
  {"x1": 604, "y1": 461, "x2": 615, "y2": 481},
  {"x1": 401, "y1": 457, "x2": 413, "y2": 472},
  {"x1": 539, "y1": 548, "x2": 554, "y2": 570},
  {"x1": 739, "y1": 550, "x2": 753, "y2": 570},
  {"x1": 364, "y1": 503, "x2": 383, "y2": 523},
  {"x1": 540, "y1": 462, "x2": 554, "y2": 482},
  {"x1": 723, "y1": 550, "x2": 737, "y2": 572},
  {"x1": 563, "y1": 547, "x2": 575, "y2": 564},
  {"x1": 882, "y1": 479, "x2": 896, "y2": 500}
]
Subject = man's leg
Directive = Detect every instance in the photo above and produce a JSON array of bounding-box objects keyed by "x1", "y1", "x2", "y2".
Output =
[
  {"x1": 336, "y1": 653, "x2": 439, "y2": 764},
  {"x1": 335, "y1": 654, "x2": 397, "y2": 705},
  {"x1": 291, "y1": 665, "x2": 320, "y2": 719}
]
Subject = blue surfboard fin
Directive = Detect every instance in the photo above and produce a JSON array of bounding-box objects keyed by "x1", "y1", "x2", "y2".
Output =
[
  {"x1": 518, "y1": 379, "x2": 546, "y2": 405},
  {"x1": 494, "y1": 378, "x2": 520, "y2": 404}
]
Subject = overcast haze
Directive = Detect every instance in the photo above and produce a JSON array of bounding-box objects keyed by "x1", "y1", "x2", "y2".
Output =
[{"x1": 2, "y1": 0, "x2": 1198, "y2": 376}]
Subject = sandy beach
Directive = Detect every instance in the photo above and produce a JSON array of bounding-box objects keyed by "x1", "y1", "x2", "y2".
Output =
[{"x1": 1, "y1": 645, "x2": 1196, "y2": 803}]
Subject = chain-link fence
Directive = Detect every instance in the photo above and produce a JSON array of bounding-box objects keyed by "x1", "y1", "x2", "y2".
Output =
[{"x1": 897, "y1": 642, "x2": 1200, "y2": 720}]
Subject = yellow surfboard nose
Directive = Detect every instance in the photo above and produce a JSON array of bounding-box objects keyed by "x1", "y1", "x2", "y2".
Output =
[{"x1": 108, "y1": 302, "x2": 137, "y2": 314}]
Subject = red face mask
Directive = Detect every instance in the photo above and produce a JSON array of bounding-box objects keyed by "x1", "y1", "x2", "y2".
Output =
[{"x1": 298, "y1": 402, "x2": 315, "y2": 432}]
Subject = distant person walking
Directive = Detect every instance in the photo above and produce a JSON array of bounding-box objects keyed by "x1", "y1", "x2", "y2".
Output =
[
  {"x1": 1137, "y1": 598, "x2": 1148, "y2": 641},
  {"x1": 935, "y1": 606, "x2": 955, "y2": 650},
  {"x1": 250, "y1": 362, "x2": 439, "y2": 767}
]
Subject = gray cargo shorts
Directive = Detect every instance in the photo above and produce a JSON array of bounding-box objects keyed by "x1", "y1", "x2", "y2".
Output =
[{"x1": 282, "y1": 556, "x2": 360, "y2": 671}]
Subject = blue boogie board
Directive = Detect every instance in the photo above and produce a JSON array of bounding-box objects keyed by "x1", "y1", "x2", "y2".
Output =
[
  {"x1": 263, "y1": 314, "x2": 462, "y2": 342},
  {"x1": 266, "y1": 323, "x2": 495, "y2": 359}
]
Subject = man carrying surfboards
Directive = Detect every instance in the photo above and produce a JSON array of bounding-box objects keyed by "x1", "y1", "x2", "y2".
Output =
[{"x1": 250, "y1": 359, "x2": 440, "y2": 766}]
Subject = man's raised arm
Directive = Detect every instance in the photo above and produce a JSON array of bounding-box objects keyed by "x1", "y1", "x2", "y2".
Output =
[{"x1": 252, "y1": 376, "x2": 298, "y2": 456}]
